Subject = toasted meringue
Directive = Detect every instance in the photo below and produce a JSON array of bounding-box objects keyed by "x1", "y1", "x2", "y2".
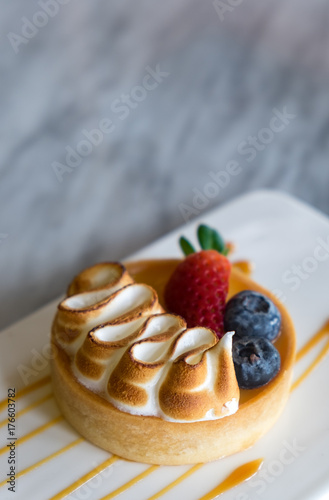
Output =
[{"x1": 52, "y1": 262, "x2": 239, "y2": 422}]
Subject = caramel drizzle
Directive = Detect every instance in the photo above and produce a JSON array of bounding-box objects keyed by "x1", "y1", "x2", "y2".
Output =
[
  {"x1": 233, "y1": 260, "x2": 254, "y2": 277},
  {"x1": 291, "y1": 319, "x2": 329, "y2": 392},
  {"x1": 0, "y1": 415, "x2": 63, "y2": 456},
  {"x1": 100, "y1": 465, "x2": 159, "y2": 500},
  {"x1": 198, "y1": 459, "x2": 263, "y2": 500},
  {"x1": 147, "y1": 464, "x2": 204, "y2": 500},
  {"x1": 0, "y1": 438, "x2": 84, "y2": 488},
  {"x1": 0, "y1": 375, "x2": 51, "y2": 412},
  {"x1": 50, "y1": 456, "x2": 119, "y2": 500},
  {"x1": 1, "y1": 320, "x2": 329, "y2": 499},
  {"x1": 0, "y1": 393, "x2": 53, "y2": 428}
]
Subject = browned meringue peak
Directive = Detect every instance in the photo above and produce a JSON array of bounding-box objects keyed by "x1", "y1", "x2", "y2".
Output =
[
  {"x1": 159, "y1": 331, "x2": 239, "y2": 421},
  {"x1": 71, "y1": 285, "x2": 166, "y2": 382},
  {"x1": 52, "y1": 262, "x2": 135, "y2": 348},
  {"x1": 67, "y1": 262, "x2": 133, "y2": 296},
  {"x1": 53, "y1": 278, "x2": 162, "y2": 356},
  {"x1": 54, "y1": 283, "x2": 162, "y2": 350},
  {"x1": 75, "y1": 316, "x2": 148, "y2": 381},
  {"x1": 106, "y1": 322, "x2": 239, "y2": 422},
  {"x1": 107, "y1": 314, "x2": 186, "y2": 405}
]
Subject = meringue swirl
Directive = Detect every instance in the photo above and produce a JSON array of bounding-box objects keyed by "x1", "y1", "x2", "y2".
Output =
[{"x1": 52, "y1": 262, "x2": 240, "y2": 422}]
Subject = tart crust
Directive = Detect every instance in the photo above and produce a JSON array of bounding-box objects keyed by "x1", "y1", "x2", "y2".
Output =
[{"x1": 51, "y1": 259, "x2": 296, "y2": 465}]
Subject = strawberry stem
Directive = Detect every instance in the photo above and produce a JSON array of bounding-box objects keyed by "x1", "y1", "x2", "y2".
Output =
[{"x1": 179, "y1": 225, "x2": 229, "y2": 256}]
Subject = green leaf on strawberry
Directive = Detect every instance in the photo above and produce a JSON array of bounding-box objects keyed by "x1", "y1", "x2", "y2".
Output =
[
  {"x1": 197, "y1": 224, "x2": 213, "y2": 250},
  {"x1": 179, "y1": 224, "x2": 229, "y2": 256},
  {"x1": 179, "y1": 236, "x2": 196, "y2": 256}
]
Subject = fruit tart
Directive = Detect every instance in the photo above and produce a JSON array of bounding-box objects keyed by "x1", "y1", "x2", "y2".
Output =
[{"x1": 51, "y1": 225, "x2": 296, "y2": 465}]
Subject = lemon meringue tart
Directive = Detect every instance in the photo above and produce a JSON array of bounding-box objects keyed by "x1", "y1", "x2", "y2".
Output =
[{"x1": 51, "y1": 258, "x2": 296, "y2": 465}]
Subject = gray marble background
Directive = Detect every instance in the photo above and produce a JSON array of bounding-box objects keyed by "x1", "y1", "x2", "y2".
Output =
[{"x1": 1, "y1": 0, "x2": 329, "y2": 330}]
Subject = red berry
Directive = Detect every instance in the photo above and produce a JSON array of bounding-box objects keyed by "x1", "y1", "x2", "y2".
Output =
[{"x1": 164, "y1": 250, "x2": 231, "y2": 338}]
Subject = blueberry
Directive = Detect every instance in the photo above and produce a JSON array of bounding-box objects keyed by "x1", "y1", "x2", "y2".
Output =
[
  {"x1": 232, "y1": 337, "x2": 280, "y2": 389},
  {"x1": 224, "y1": 290, "x2": 281, "y2": 342}
]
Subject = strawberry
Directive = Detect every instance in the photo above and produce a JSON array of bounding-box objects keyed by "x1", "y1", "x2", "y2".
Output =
[{"x1": 164, "y1": 225, "x2": 231, "y2": 338}]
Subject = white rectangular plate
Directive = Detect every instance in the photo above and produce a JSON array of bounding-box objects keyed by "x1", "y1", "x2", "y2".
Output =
[{"x1": 1, "y1": 190, "x2": 329, "y2": 500}]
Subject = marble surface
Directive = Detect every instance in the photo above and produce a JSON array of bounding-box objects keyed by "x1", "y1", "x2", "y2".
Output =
[{"x1": 1, "y1": 0, "x2": 329, "y2": 330}]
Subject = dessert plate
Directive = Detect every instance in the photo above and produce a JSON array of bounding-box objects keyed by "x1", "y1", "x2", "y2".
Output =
[{"x1": 1, "y1": 190, "x2": 329, "y2": 500}]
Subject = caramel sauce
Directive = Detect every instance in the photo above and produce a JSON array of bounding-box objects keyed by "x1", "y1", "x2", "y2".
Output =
[
  {"x1": 232, "y1": 260, "x2": 254, "y2": 277},
  {"x1": 147, "y1": 464, "x2": 204, "y2": 500},
  {"x1": 0, "y1": 393, "x2": 53, "y2": 429},
  {"x1": 291, "y1": 319, "x2": 329, "y2": 392},
  {"x1": 100, "y1": 465, "x2": 159, "y2": 500},
  {"x1": 198, "y1": 459, "x2": 263, "y2": 500},
  {"x1": 0, "y1": 374, "x2": 51, "y2": 412},
  {"x1": 0, "y1": 438, "x2": 84, "y2": 488},
  {"x1": 50, "y1": 455, "x2": 119, "y2": 500},
  {"x1": 296, "y1": 319, "x2": 329, "y2": 362},
  {"x1": 0, "y1": 415, "x2": 63, "y2": 456}
]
